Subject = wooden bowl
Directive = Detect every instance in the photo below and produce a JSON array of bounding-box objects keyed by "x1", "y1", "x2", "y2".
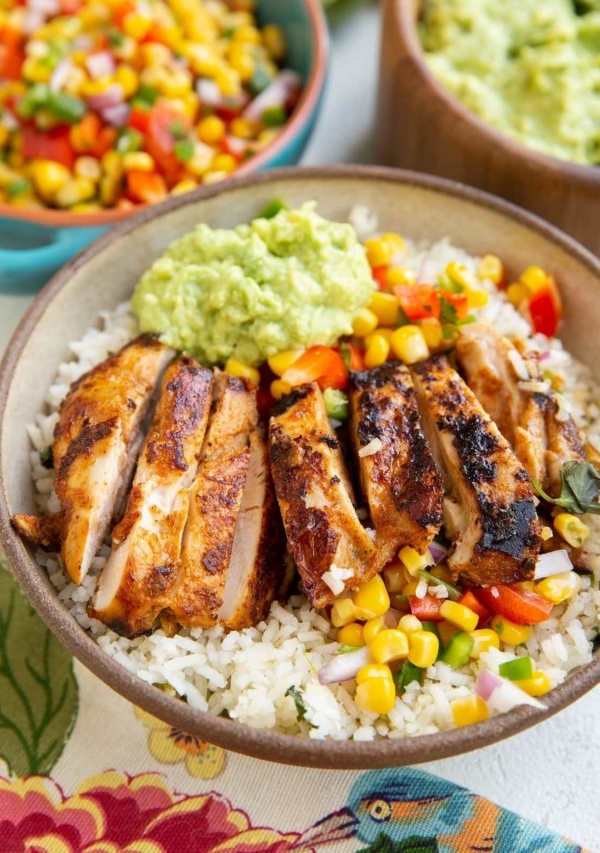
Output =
[
  {"x1": 376, "y1": 0, "x2": 600, "y2": 258},
  {"x1": 2, "y1": 165, "x2": 600, "y2": 769}
]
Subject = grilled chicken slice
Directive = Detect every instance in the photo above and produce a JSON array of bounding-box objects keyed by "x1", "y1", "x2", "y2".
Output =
[
  {"x1": 11, "y1": 513, "x2": 62, "y2": 552},
  {"x1": 348, "y1": 362, "x2": 444, "y2": 565},
  {"x1": 544, "y1": 396, "x2": 588, "y2": 497},
  {"x1": 164, "y1": 373, "x2": 258, "y2": 629},
  {"x1": 269, "y1": 383, "x2": 378, "y2": 608},
  {"x1": 49, "y1": 334, "x2": 173, "y2": 584},
  {"x1": 218, "y1": 427, "x2": 287, "y2": 630},
  {"x1": 411, "y1": 355, "x2": 542, "y2": 586},
  {"x1": 90, "y1": 357, "x2": 213, "y2": 636}
]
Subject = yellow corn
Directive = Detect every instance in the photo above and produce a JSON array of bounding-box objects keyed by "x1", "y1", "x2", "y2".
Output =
[
  {"x1": 352, "y1": 308, "x2": 379, "y2": 338},
  {"x1": 230, "y1": 116, "x2": 258, "y2": 139},
  {"x1": 364, "y1": 332, "x2": 390, "y2": 369},
  {"x1": 170, "y1": 179, "x2": 198, "y2": 196},
  {"x1": 228, "y1": 44, "x2": 255, "y2": 81},
  {"x1": 215, "y1": 67, "x2": 241, "y2": 97},
  {"x1": 368, "y1": 628, "x2": 409, "y2": 664},
  {"x1": 211, "y1": 153, "x2": 237, "y2": 174},
  {"x1": 514, "y1": 670, "x2": 552, "y2": 697},
  {"x1": 519, "y1": 265, "x2": 548, "y2": 294},
  {"x1": 398, "y1": 614, "x2": 422, "y2": 634},
  {"x1": 140, "y1": 43, "x2": 172, "y2": 68},
  {"x1": 232, "y1": 23, "x2": 262, "y2": 43},
  {"x1": 466, "y1": 289, "x2": 489, "y2": 309},
  {"x1": 363, "y1": 616, "x2": 387, "y2": 644},
  {"x1": 419, "y1": 318, "x2": 443, "y2": 350},
  {"x1": 30, "y1": 160, "x2": 71, "y2": 202},
  {"x1": 268, "y1": 349, "x2": 302, "y2": 376},
  {"x1": 445, "y1": 260, "x2": 478, "y2": 290},
  {"x1": 390, "y1": 325, "x2": 429, "y2": 365},
  {"x1": 385, "y1": 266, "x2": 416, "y2": 287},
  {"x1": 122, "y1": 11, "x2": 153, "y2": 40},
  {"x1": 402, "y1": 579, "x2": 422, "y2": 597},
  {"x1": 114, "y1": 64, "x2": 139, "y2": 98},
  {"x1": 81, "y1": 76, "x2": 115, "y2": 97},
  {"x1": 408, "y1": 629, "x2": 439, "y2": 668},
  {"x1": 74, "y1": 156, "x2": 101, "y2": 182},
  {"x1": 55, "y1": 178, "x2": 96, "y2": 209},
  {"x1": 540, "y1": 525, "x2": 554, "y2": 541},
  {"x1": 478, "y1": 254, "x2": 504, "y2": 285},
  {"x1": 469, "y1": 628, "x2": 500, "y2": 659},
  {"x1": 186, "y1": 143, "x2": 214, "y2": 177},
  {"x1": 382, "y1": 564, "x2": 408, "y2": 593},
  {"x1": 506, "y1": 282, "x2": 529, "y2": 307},
  {"x1": 270, "y1": 378, "x2": 292, "y2": 400},
  {"x1": 355, "y1": 667, "x2": 396, "y2": 715},
  {"x1": 337, "y1": 622, "x2": 365, "y2": 647},
  {"x1": 262, "y1": 23, "x2": 287, "y2": 61},
  {"x1": 398, "y1": 545, "x2": 431, "y2": 577},
  {"x1": 490, "y1": 615, "x2": 532, "y2": 645},
  {"x1": 439, "y1": 600, "x2": 479, "y2": 633},
  {"x1": 450, "y1": 694, "x2": 489, "y2": 727},
  {"x1": 364, "y1": 233, "x2": 404, "y2": 268},
  {"x1": 369, "y1": 292, "x2": 399, "y2": 327},
  {"x1": 331, "y1": 598, "x2": 376, "y2": 628},
  {"x1": 364, "y1": 327, "x2": 394, "y2": 347},
  {"x1": 353, "y1": 573, "x2": 390, "y2": 617},
  {"x1": 22, "y1": 56, "x2": 51, "y2": 83},
  {"x1": 224, "y1": 359, "x2": 260, "y2": 384},
  {"x1": 122, "y1": 151, "x2": 156, "y2": 173},
  {"x1": 535, "y1": 571, "x2": 581, "y2": 604},
  {"x1": 553, "y1": 512, "x2": 590, "y2": 548}
]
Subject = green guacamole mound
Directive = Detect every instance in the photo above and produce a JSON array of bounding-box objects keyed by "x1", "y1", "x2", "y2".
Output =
[{"x1": 131, "y1": 203, "x2": 376, "y2": 367}]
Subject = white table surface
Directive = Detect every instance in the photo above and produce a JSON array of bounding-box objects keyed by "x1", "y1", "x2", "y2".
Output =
[{"x1": 1, "y1": 2, "x2": 598, "y2": 849}]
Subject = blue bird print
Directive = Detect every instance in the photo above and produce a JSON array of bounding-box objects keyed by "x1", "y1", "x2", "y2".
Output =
[{"x1": 292, "y1": 768, "x2": 584, "y2": 853}]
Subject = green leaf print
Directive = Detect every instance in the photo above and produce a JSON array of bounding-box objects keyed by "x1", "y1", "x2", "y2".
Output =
[{"x1": 0, "y1": 565, "x2": 78, "y2": 776}]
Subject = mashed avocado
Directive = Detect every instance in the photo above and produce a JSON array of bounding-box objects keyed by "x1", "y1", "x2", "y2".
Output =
[
  {"x1": 131, "y1": 203, "x2": 376, "y2": 367},
  {"x1": 419, "y1": 0, "x2": 600, "y2": 165}
]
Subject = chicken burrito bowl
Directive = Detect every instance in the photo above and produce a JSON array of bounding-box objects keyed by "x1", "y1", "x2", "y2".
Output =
[{"x1": 2, "y1": 169, "x2": 600, "y2": 763}]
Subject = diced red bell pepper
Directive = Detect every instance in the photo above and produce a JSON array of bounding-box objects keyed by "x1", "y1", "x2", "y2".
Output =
[
  {"x1": 458, "y1": 589, "x2": 491, "y2": 628},
  {"x1": 408, "y1": 594, "x2": 444, "y2": 622},
  {"x1": 21, "y1": 125, "x2": 75, "y2": 168},
  {"x1": 281, "y1": 345, "x2": 348, "y2": 391},
  {"x1": 126, "y1": 170, "x2": 167, "y2": 204},
  {"x1": 528, "y1": 276, "x2": 562, "y2": 337},
  {"x1": 440, "y1": 291, "x2": 469, "y2": 322},
  {"x1": 145, "y1": 99, "x2": 188, "y2": 184},
  {"x1": 0, "y1": 26, "x2": 24, "y2": 80},
  {"x1": 371, "y1": 264, "x2": 390, "y2": 290},
  {"x1": 128, "y1": 106, "x2": 151, "y2": 134},
  {"x1": 473, "y1": 584, "x2": 553, "y2": 625},
  {"x1": 339, "y1": 341, "x2": 365, "y2": 372},
  {"x1": 394, "y1": 284, "x2": 440, "y2": 321}
]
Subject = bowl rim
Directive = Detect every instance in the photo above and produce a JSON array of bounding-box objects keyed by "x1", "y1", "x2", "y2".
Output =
[
  {"x1": 0, "y1": 0, "x2": 328, "y2": 230},
  {"x1": 390, "y1": 0, "x2": 600, "y2": 188},
  {"x1": 2, "y1": 163, "x2": 600, "y2": 769}
]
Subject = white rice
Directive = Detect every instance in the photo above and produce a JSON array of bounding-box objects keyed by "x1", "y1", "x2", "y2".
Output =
[{"x1": 27, "y1": 227, "x2": 600, "y2": 740}]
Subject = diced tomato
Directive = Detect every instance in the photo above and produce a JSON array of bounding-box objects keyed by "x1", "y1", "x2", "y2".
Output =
[
  {"x1": 281, "y1": 345, "x2": 348, "y2": 391},
  {"x1": 394, "y1": 284, "x2": 440, "y2": 321},
  {"x1": 528, "y1": 276, "x2": 562, "y2": 337},
  {"x1": 458, "y1": 589, "x2": 491, "y2": 628},
  {"x1": 408, "y1": 594, "x2": 444, "y2": 622},
  {"x1": 371, "y1": 264, "x2": 390, "y2": 290},
  {"x1": 21, "y1": 125, "x2": 75, "y2": 168},
  {"x1": 145, "y1": 99, "x2": 189, "y2": 183},
  {"x1": 339, "y1": 341, "x2": 365, "y2": 372},
  {"x1": 473, "y1": 584, "x2": 554, "y2": 625},
  {"x1": 440, "y1": 291, "x2": 469, "y2": 322},
  {"x1": 90, "y1": 125, "x2": 118, "y2": 159},
  {"x1": 126, "y1": 169, "x2": 167, "y2": 204},
  {"x1": 128, "y1": 106, "x2": 151, "y2": 134},
  {"x1": 0, "y1": 26, "x2": 24, "y2": 80}
]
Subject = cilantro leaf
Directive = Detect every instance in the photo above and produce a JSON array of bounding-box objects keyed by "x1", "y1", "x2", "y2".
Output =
[
  {"x1": 532, "y1": 461, "x2": 600, "y2": 515},
  {"x1": 285, "y1": 685, "x2": 308, "y2": 720},
  {"x1": 439, "y1": 298, "x2": 459, "y2": 325}
]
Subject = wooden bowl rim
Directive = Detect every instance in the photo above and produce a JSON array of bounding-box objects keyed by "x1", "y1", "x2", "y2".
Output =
[
  {"x1": 390, "y1": 0, "x2": 600, "y2": 189},
  {"x1": 2, "y1": 164, "x2": 600, "y2": 769},
  {"x1": 0, "y1": 0, "x2": 328, "y2": 230}
]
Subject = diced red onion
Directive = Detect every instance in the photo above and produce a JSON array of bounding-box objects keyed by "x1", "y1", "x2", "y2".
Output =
[
  {"x1": 1, "y1": 110, "x2": 18, "y2": 131},
  {"x1": 195, "y1": 78, "x2": 247, "y2": 111},
  {"x1": 538, "y1": 351, "x2": 551, "y2": 362},
  {"x1": 475, "y1": 669, "x2": 547, "y2": 712},
  {"x1": 474, "y1": 668, "x2": 503, "y2": 701},
  {"x1": 534, "y1": 549, "x2": 574, "y2": 580},
  {"x1": 86, "y1": 51, "x2": 116, "y2": 80},
  {"x1": 318, "y1": 647, "x2": 372, "y2": 685},
  {"x1": 428, "y1": 541, "x2": 448, "y2": 564},
  {"x1": 86, "y1": 84, "x2": 124, "y2": 111},
  {"x1": 242, "y1": 70, "x2": 302, "y2": 123},
  {"x1": 223, "y1": 135, "x2": 249, "y2": 156},
  {"x1": 101, "y1": 103, "x2": 131, "y2": 128},
  {"x1": 49, "y1": 58, "x2": 73, "y2": 93}
]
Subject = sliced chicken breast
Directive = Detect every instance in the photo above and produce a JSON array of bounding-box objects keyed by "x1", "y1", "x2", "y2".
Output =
[
  {"x1": 90, "y1": 357, "x2": 213, "y2": 636},
  {"x1": 349, "y1": 362, "x2": 444, "y2": 565},
  {"x1": 218, "y1": 427, "x2": 287, "y2": 630},
  {"x1": 411, "y1": 355, "x2": 542, "y2": 587},
  {"x1": 51, "y1": 334, "x2": 173, "y2": 584},
  {"x1": 164, "y1": 373, "x2": 258, "y2": 629},
  {"x1": 269, "y1": 383, "x2": 378, "y2": 609}
]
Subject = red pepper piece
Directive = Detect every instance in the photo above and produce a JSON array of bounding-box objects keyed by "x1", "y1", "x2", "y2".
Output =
[
  {"x1": 281, "y1": 345, "x2": 348, "y2": 391},
  {"x1": 473, "y1": 584, "x2": 553, "y2": 625},
  {"x1": 408, "y1": 594, "x2": 444, "y2": 622}
]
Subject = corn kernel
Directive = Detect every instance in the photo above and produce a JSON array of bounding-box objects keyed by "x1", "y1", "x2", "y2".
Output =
[
  {"x1": 364, "y1": 332, "x2": 391, "y2": 369},
  {"x1": 466, "y1": 289, "x2": 489, "y2": 309},
  {"x1": 535, "y1": 571, "x2": 581, "y2": 604},
  {"x1": 385, "y1": 266, "x2": 416, "y2": 287},
  {"x1": 74, "y1": 156, "x2": 101, "y2": 182},
  {"x1": 419, "y1": 318, "x2": 443, "y2": 350},
  {"x1": 232, "y1": 23, "x2": 262, "y2": 44},
  {"x1": 519, "y1": 265, "x2": 548, "y2": 294},
  {"x1": 408, "y1": 629, "x2": 439, "y2": 668},
  {"x1": 445, "y1": 260, "x2": 477, "y2": 290},
  {"x1": 22, "y1": 56, "x2": 51, "y2": 83},
  {"x1": 390, "y1": 325, "x2": 429, "y2": 365},
  {"x1": 490, "y1": 615, "x2": 533, "y2": 645},
  {"x1": 439, "y1": 600, "x2": 479, "y2": 633},
  {"x1": 122, "y1": 151, "x2": 155, "y2": 172},
  {"x1": 331, "y1": 598, "x2": 359, "y2": 628},
  {"x1": 267, "y1": 349, "x2": 301, "y2": 376},
  {"x1": 514, "y1": 670, "x2": 552, "y2": 697},
  {"x1": 364, "y1": 233, "x2": 404, "y2": 268},
  {"x1": 114, "y1": 64, "x2": 139, "y2": 98},
  {"x1": 355, "y1": 670, "x2": 396, "y2": 715},
  {"x1": 450, "y1": 694, "x2": 489, "y2": 727},
  {"x1": 30, "y1": 160, "x2": 71, "y2": 202},
  {"x1": 363, "y1": 616, "x2": 386, "y2": 644},
  {"x1": 122, "y1": 11, "x2": 153, "y2": 40},
  {"x1": 270, "y1": 378, "x2": 292, "y2": 400},
  {"x1": 353, "y1": 574, "x2": 390, "y2": 617},
  {"x1": 212, "y1": 153, "x2": 237, "y2": 174},
  {"x1": 368, "y1": 629, "x2": 409, "y2": 664},
  {"x1": 398, "y1": 545, "x2": 431, "y2": 577},
  {"x1": 553, "y1": 512, "x2": 590, "y2": 548},
  {"x1": 352, "y1": 308, "x2": 379, "y2": 338},
  {"x1": 506, "y1": 282, "x2": 529, "y2": 307},
  {"x1": 262, "y1": 24, "x2": 287, "y2": 61},
  {"x1": 55, "y1": 177, "x2": 96, "y2": 209},
  {"x1": 197, "y1": 115, "x2": 226, "y2": 145},
  {"x1": 468, "y1": 628, "x2": 500, "y2": 659},
  {"x1": 337, "y1": 622, "x2": 365, "y2": 647},
  {"x1": 369, "y1": 292, "x2": 399, "y2": 327},
  {"x1": 540, "y1": 525, "x2": 554, "y2": 541},
  {"x1": 478, "y1": 254, "x2": 504, "y2": 285},
  {"x1": 230, "y1": 117, "x2": 258, "y2": 139},
  {"x1": 383, "y1": 564, "x2": 409, "y2": 593},
  {"x1": 364, "y1": 328, "x2": 394, "y2": 348},
  {"x1": 170, "y1": 179, "x2": 198, "y2": 196},
  {"x1": 215, "y1": 67, "x2": 241, "y2": 97},
  {"x1": 224, "y1": 359, "x2": 260, "y2": 384},
  {"x1": 398, "y1": 614, "x2": 422, "y2": 634},
  {"x1": 402, "y1": 579, "x2": 421, "y2": 597},
  {"x1": 186, "y1": 142, "x2": 214, "y2": 177}
]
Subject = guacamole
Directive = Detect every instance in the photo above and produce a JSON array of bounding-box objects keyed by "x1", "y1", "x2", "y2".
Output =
[
  {"x1": 131, "y1": 204, "x2": 376, "y2": 367},
  {"x1": 419, "y1": 0, "x2": 600, "y2": 165}
]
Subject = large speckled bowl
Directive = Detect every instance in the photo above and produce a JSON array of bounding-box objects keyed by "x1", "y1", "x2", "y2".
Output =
[{"x1": 1, "y1": 166, "x2": 600, "y2": 768}]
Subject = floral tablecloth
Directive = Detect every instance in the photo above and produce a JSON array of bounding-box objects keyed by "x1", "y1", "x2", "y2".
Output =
[{"x1": 0, "y1": 563, "x2": 589, "y2": 853}]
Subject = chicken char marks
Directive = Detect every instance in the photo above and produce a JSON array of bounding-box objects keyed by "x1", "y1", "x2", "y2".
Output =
[
  {"x1": 411, "y1": 355, "x2": 542, "y2": 587},
  {"x1": 348, "y1": 362, "x2": 444, "y2": 564}
]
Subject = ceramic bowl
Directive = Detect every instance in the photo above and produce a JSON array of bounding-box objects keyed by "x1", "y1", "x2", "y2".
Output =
[
  {"x1": 2, "y1": 165, "x2": 600, "y2": 769},
  {"x1": 376, "y1": 0, "x2": 600, "y2": 258},
  {"x1": 0, "y1": 0, "x2": 328, "y2": 291}
]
